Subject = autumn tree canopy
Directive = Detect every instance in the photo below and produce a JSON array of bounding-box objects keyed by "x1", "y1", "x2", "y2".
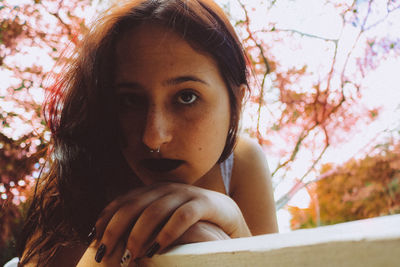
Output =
[{"x1": 289, "y1": 140, "x2": 400, "y2": 230}]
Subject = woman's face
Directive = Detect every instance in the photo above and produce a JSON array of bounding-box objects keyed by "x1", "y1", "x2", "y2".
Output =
[{"x1": 115, "y1": 23, "x2": 231, "y2": 185}]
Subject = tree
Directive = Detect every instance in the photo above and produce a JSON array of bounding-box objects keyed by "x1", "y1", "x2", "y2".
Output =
[
  {"x1": 227, "y1": 0, "x2": 400, "y2": 208},
  {"x1": 0, "y1": 0, "x2": 91, "y2": 262},
  {"x1": 289, "y1": 139, "x2": 400, "y2": 230}
]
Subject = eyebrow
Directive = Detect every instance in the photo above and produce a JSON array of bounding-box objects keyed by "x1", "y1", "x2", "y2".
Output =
[
  {"x1": 162, "y1": 75, "x2": 209, "y2": 86},
  {"x1": 115, "y1": 75, "x2": 209, "y2": 90}
]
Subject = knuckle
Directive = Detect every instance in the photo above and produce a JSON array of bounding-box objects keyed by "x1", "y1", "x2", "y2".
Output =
[
  {"x1": 126, "y1": 234, "x2": 139, "y2": 253},
  {"x1": 164, "y1": 183, "x2": 178, "y2": 191},
  {"x1": 100, "y1": 206, "x2": 113, "y2": 217},
  {"x1": 186, "y1": 222, "x2": 203, "y2": 234},
  {"x1": 125, "y1": 196, "x2": 140, "y2": 208},
  {"x1": 176, "y1": 206, "x2": 196, "y2": 223},
  {"x1": 128, "y1": 227, "x2": 147, "y2": 249},
  {"x1": 198, "y1": 193, "x2": 211, "y2": 204},
  {"x1": 142, "y1": 204, "x2": 164, "y2": 219},
  {"x1": 102, "y1": 227, "x2": 117, "y2": 243},
  {"x1": 111, "y1": 196, "x2": 126, "y2": 208},
  {"x1": 158, "y1": 228, "x2": 177, "y2": 244}
]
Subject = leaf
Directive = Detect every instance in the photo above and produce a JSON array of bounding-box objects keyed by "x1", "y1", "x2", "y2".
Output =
[
  {"x1": 14, "y1": 84, "x2": 24, "y2": 91},
  {"x1": 271, "y1": 124, "x2": 280, "y2": 131}
]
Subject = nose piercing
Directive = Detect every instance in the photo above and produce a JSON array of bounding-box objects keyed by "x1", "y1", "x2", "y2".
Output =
[{"x1": 149, "y1": 147, "x2": 160, "y2": 153}]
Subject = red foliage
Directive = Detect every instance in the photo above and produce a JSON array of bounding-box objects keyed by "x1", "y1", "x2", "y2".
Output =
[{"x1": 0, "y1": 0, "x2": 91, "y2": 258}]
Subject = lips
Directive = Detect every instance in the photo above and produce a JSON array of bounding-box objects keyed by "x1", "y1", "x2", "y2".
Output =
[{"x1": 141, "y1": 159, "x2": 184, "y2": 172}]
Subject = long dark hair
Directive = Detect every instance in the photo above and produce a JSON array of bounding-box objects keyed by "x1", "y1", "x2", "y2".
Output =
[{"x1": 18, "y1": 0, "x2": 249, "y2": 265}]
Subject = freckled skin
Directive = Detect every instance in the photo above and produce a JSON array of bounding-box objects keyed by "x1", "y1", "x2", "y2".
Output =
[{"x1": 115, "y1": 23, "x2": 231, "y2": 186}]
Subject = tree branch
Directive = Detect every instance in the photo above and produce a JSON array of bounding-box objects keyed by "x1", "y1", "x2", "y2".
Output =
[
  {"x1": 260, "y1": 28, "x2": 339, "y2": 43},
  {"x1": 237, "y1": 0, "x2": 271, "y2": 143},
  {"x1": 340, "y1": 0, "x2": 373, "y2": 86},
  {"x1": 364, "y1": 3, "x2": 400, "y2": 31},
  {"x1": 275, "y1": 140, "x2": 330, "y2": 210}
]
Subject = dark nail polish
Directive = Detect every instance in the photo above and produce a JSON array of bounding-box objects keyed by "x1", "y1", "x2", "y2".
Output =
[
  {"x1": 87, "y1": 226, "x2": 96, "y2": 244},
  {"x1": 95, "y1": 244, "x2": 106, "y2": 262},
  {"x1": 146, "y1": 242, "x2": 160, "y2": 258}
]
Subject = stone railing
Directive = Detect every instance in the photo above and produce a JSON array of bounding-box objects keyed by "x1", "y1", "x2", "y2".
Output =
[{"x1": 140, "y1": 214, "x2": 400, "y2": 267}]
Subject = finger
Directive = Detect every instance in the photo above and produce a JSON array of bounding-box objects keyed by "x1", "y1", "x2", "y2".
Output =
[
  {"x1": 149, "y1": 200, "x2": 208, "y2": 256},
  {"x1": 78, "y1": 236, "x2": 126, "y2": 266},
  {"x1": 173, "y1": 221, "x2": 230, "y2": 245},
  {"x1": 94, "y1": 186, "x2": 151, "y2": 239},
  {"x1": 95, "y1": 183, "x2": 176, "y2": 238},
  {"x1": 98, "y1": 188, "x2": 171, "y2": 259},
  {"x1": 195, "y1": 191, "x2": 246, "y2": 238},
  {"x1": 126, "y1": 192, "x2": 191, "y2": 258}
]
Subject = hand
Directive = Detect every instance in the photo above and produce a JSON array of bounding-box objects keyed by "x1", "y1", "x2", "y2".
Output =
[
  {"x1": 91, "y1": 183, "x2": 250, "y2": 262},
  {"x1": 77, "y1": 221, "x2": 230, "y2": 267}
]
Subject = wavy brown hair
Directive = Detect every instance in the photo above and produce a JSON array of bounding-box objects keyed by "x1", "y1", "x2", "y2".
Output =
[{"x1": 18, "y1": 0, "x2": 250, "y2": 265}]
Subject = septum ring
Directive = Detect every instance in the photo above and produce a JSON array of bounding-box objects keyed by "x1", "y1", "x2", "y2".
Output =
[{"x1": 149, "y1": 147, "x2": 160, "y2": 153}]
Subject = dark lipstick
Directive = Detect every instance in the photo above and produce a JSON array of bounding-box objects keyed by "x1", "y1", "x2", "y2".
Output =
[{"x1": 141, "y1": 159, "x2": 184, "y2": 172}]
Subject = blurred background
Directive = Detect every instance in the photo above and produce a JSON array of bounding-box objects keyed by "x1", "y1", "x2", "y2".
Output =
[{"x1": 1, "y1": 0, "x2": 399, "y2": 264}]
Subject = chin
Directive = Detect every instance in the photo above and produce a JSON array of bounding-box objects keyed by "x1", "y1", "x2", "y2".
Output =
[
  {"x1": 135, "y1": 169, "x2": 184, "y2": 184},
  {"x1": 145, "y1": 170, "x2": 201, "y2": 185}
]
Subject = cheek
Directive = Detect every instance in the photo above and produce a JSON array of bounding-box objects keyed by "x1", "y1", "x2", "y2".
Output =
[
  {"x1": 190, "y1": 105, "x2": 230, "y2": 155},
  {"x1": 118, "y1": 121, "x2": 132, "y2": 150},
  {"x1": 118, "y1": 113, "x2": 144, "y2": 144}
]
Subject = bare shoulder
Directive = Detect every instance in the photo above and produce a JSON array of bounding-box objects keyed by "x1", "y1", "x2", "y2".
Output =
[
  {"x1": 233, "y1": 136, "x2": 270, "y2": 180},
  {"x1": 236, "y1": 136, "x2": 267, "y2": 158},
  {"x1": 231, "y1": 136, "x2": 278, "y2": 235}
]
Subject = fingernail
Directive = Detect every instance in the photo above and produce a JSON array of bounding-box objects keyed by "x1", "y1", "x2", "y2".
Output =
[
  {"x1": 87, "y1": 226, "x2": 96, "y2": 244},
  {"x1": 95, "y1": 244, "x2": 106, "y2": 262},
  {"x1": 145, "y1": 242, "x2": 160, "y2": 258},
  {"x1": 120, "y1": 249, "x2": 132, "y2": 267}
]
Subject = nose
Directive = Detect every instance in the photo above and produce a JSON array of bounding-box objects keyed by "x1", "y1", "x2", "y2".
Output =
[{"x1": 142, "y1": 105, "x2": 173, "y2": 151}]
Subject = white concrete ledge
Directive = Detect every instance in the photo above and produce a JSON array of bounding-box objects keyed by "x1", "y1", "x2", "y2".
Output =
[{"x1": 140, "y1": 214, "x2": 400, "y2": 267}]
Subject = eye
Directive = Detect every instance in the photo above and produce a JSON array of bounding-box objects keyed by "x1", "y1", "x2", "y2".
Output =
[
  {"x1": 177, "y1": 91, "x2": 198, "y2": 105},
  {"x1": 118, "y1": 93, "x2": 144, "y2": 109}
]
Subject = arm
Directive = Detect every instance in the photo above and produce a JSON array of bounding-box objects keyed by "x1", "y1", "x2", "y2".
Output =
[
  {"x1": 77, "y1": 221, "x2": 229, "y2": 266},
  {"x1": 76, "y1": 157, "x2": 276, "y2": 267},
  {"x1": 230, "y1": 136, "x2": 278, "y2": 235},
  {"x1": 88, "y1": 183, "x2": 250, "y2": 263},
  {"x1": 22, "y1": 184, "x2": 247, "y2": 266}
]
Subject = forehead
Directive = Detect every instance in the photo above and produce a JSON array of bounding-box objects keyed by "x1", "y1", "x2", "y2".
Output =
[
  {"x1": 116, "y1": 23, "x2": 189, "y2": 55},
  {"x1": 114, "y1": 23, "x2": 221, "y2": 80}
]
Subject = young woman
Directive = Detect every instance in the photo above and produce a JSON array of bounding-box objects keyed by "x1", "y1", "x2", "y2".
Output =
[{"x1": 17, "y1": 0, "x2": 278, "y2": 266}]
